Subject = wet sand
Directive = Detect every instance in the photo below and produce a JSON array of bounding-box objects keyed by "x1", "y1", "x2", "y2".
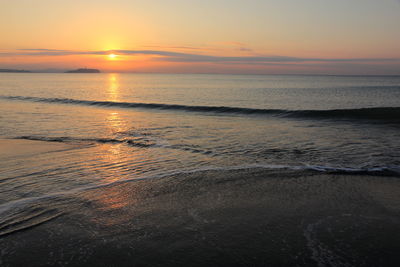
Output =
[{"x1": 1, "y1": 167, "x2": 399, "y2": 267}]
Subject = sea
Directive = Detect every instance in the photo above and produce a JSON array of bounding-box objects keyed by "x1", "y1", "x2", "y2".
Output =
[{"x1": 0, "y1": 73, "x2": 400, "y2": 266}]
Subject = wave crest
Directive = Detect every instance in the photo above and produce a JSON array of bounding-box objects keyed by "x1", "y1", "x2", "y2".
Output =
[{"x1": 2, "y1": 95, "x2": 400, "y2": 123}]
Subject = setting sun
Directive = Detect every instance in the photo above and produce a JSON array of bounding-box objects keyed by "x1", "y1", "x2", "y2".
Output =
[{"x1": 108, "y1": 53, "x2": 117, "y2": 60}]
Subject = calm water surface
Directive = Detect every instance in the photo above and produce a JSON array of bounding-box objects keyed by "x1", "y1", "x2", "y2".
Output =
[{"x1": 0, "y1": 73, "x2": 400, "y2": 204}]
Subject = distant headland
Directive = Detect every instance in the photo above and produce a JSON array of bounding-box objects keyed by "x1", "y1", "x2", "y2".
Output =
[
  {"x1": 65, "y1": 68, "x2": 100, "y2": 73},
  {"x1": 0, "y1": 69, "x2": 31, "y2": 73}
]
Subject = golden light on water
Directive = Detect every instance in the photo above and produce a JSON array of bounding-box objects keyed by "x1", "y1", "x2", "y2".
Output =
[{"x1": 108, "y1": 73, "x2": 119, "y2": 101}]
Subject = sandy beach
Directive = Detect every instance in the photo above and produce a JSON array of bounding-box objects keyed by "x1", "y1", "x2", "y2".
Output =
[{"x1": 1, "y1": 160, "x2": 399, "y2": 266}]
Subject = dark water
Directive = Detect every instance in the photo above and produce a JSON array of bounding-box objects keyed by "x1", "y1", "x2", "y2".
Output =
[{"x1": 0, "y1": 73, "x2": 400, "y2": 266}]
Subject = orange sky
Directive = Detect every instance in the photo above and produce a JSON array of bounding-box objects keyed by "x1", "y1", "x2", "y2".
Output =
[{"x1": 1, "y1": 0, "x2": 400, "y2": 74}]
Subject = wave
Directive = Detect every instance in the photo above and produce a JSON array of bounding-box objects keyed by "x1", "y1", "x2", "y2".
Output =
[
  {"x1": 15, "y1": 136, "x2": 155, "y2": 147},
  {"x1": 0, "y1": 207, "x2": 62, "y2": 237},
  {"x1": 14, "y1": 136, "x2": 215, "y2": 156},
  {"x1": 1, "y1": 163, "x2": 399, "y2": 217},
  {"x1": 0, "y1": 164, "x2": 399, "y2": 217},
  {"x1": 173, "y1": 164, "x2": 400, "y2": 177},
  {"x1": 2, "y1": 95, "x2": 400, "y2": 123}
]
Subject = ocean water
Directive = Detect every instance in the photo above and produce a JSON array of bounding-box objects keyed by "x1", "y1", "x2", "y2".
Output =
[
  {"x1": 1, "y1": 73, "x2": 400, "y2": 198},
  {"x1": 1, "y1": 73, "x2": 400, "y2": 265}
]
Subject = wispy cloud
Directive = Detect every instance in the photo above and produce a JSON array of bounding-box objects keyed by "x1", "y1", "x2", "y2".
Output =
[
  {"x1": 210, "y1": 41, "x2": 254, "y2": 53},
  {"x1": 238, "y1": 47, "x2": 253, "y2": 52},
  {"x1": 142, "y1": 45, "x2": 202, "y2": 50},
  {"x1": 1, "y1": 48, "x2": 399, "y2": 65}
]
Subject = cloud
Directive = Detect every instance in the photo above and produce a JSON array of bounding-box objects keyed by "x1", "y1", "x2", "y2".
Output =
[
  {"x1": 211, "y1": 41, "x2": 254, "y2": 53},
  {"x1": 143, "y1": 45, "x2": 202, "y2": 50},
  {"x1": 0, "y1": 48, "x2": 399, "y2": 65},
  {"x1": 238, "y1": 47, "x2": 253, "y2": 52},
  {"x1": 17, "y1": 48, "x2": 71, "y2": 52}
]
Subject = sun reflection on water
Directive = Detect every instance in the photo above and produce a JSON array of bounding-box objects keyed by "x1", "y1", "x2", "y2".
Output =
[
  {"x1": 78, "y1": 73, "x2": 161, "y2": 225},
  {"x1": 107, "y1": 73, "x2": 120, "y2": 101}
]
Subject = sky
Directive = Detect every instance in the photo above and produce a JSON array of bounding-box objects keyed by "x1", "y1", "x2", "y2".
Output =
[{"x1": 1, "y1": 0, "x2": 400, "y2": 75}]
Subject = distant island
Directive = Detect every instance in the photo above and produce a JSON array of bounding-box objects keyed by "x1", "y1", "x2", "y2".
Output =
[
  {"x1": 65, "y1": 68, "x2": 100, "y2": 73},
  {"x1": 0, "y1": 69, "x2": 31, "y2": 73}
]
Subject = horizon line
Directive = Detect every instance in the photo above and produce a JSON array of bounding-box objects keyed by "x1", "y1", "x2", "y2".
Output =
[{"x1": 1, "y1": 69, "x2": 400, "y2": 77}]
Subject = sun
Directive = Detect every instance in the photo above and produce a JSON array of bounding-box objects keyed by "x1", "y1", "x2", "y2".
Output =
[{"x1": 108, "y1": 53, "x2": 117, "y2": 60}]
